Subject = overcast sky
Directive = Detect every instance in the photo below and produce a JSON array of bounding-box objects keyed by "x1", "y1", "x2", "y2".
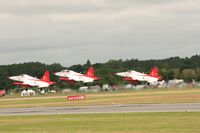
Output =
[{"x1": 0, "y1": 0, "x2": 199, "y2": 66}]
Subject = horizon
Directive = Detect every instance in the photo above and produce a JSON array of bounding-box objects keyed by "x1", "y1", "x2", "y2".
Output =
[
  {"x1": 0, "y1": 1, "x2": 199, "y2": 66},
  {"x1": 1, "y1": 54, "x2": 198, "y2": 67}
]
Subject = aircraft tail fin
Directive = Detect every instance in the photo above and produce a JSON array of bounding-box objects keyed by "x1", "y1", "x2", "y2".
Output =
[
  {"x1": 41, "y1": 70, "x2": 50, "y2": 82},
  {"x1": 85, "y1": 66, "x2": 95, "y2": 78},
  {"x1": 148, "y1": 66, "x2": 159, "y2": 78},
  {"x1": 41, "y1": 70, "x2": 56, "y2": 85}
]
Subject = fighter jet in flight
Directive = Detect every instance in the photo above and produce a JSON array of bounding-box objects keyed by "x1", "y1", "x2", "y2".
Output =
[
  {"x1": 54, "y1": 66, "x2": 100, "y2": 83},
  {"x1": 9, "y1": 70, "x2": 56, "y2": 88},
  {"x1": 116, "y1": 66, "x2": 162, "y2": 85}
]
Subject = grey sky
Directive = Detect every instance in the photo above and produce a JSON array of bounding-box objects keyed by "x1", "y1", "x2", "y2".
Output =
[{"x1": 0, "y1": 0, "x2": 199, "y2": 66}]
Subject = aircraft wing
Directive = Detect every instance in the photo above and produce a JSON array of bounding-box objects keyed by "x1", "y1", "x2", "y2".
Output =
[
  {"x1": 67, "y1": 75, "x2": 82, "y2": 82},
  {"x1": 67, "y1": 75, "x2": 94, "y2": 83},
  {"x1": 22, "y1": 79, "x2": 50, "y2": 88},
  {"x1": 22, "y1": 79, "x2": 38, "y2": 87},
  {"x1": 130, "y1": 74, "x2": 146, "y2": 82}
]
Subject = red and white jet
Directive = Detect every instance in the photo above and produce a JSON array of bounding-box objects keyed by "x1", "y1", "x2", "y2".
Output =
[
  {"x1": 54, "y1": 66, "x2": 100, "y2": 83},
  {"x1": 9, "y1": 71, "x2": 56, "y2": 88},
  {"x1": 116, "y1": 66, "x2": 162, "y2": 85}
]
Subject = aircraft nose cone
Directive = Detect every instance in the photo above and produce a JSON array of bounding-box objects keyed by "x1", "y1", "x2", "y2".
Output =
[
  {"x1": 115, "y1": 73, "x2": 120, "y2": 76},
  {"x1": 54, "y1": 72, "x2": 60, "y2": 76},
  {"x1": 9, "y1": 76, "x2": 18, "y2": 81},
  {"x1": 115, "y1": 72, "x2": 126, "y2": 77}
]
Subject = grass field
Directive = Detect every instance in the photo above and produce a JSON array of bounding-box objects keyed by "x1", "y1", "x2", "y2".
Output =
[
  {"x1": 1, "y1": 88, "x2": 200, "y2": 108},
  {"x1": 0, "y1": 112, "x2": 200, "y2": 133},
  {"x1": 1, "y1": 88, "x2": 200, "y2": 133}
]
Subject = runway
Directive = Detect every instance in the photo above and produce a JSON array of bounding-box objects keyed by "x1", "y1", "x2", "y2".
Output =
[{"x1": 0, "y1": 103, "x2": 200, "y2": 116}]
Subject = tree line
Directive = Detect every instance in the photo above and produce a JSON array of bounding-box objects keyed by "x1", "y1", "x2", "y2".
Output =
[{"x1": 0, "y1": 55, "x2": 200, "y2": 90}]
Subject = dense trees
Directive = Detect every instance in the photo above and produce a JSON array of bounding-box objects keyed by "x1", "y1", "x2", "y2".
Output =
[{"x1": 0, "y1": 55, "x2": 199, "y2": 90}]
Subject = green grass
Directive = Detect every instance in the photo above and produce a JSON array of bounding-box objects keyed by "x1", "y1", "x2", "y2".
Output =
[
  {"x1": 1, "y1": 88, "x2": 200, "y2": 108},
  {"x1": 0, "y1": 112, "x2": 200, "y2": 133},
  {"x1": 1, "y1": 88, "x2": 200, "y2": 133}
]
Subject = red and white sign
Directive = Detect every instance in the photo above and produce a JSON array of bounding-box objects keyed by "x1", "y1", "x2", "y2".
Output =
[{"x1": 67, "y1": 95, "x2": 86, "y2": 101}]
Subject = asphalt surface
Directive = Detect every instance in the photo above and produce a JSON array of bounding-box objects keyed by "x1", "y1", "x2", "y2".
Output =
[{"x1": 0, "y1": 103, "x2": 200, "y2": 116}]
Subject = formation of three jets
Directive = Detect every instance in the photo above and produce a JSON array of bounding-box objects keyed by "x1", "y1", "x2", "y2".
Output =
[{"x1": 9, "y1": 66, "x2": 162, "y2": 88}]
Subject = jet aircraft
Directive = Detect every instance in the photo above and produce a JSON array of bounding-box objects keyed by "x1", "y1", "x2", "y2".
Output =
[
  {"x1": 54, "y1": 66, "x2": 100, "y2": 83},
  {"x1": 116, "y1": 66, "x2": 162, "y2": 85},
  {"x1": 9, "y1": 71, "x2": 56, "y2": 88}
]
